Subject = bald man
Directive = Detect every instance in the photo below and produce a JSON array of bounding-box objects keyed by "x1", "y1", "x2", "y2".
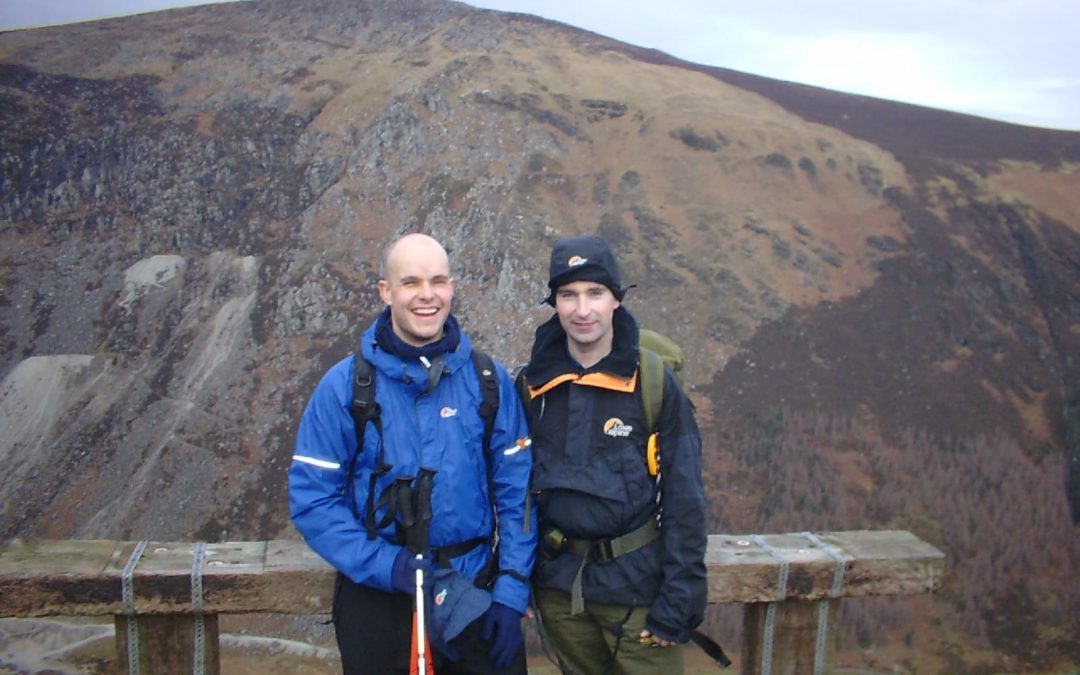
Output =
[{"x1": 290, "y1": 234, "x2": 536, "y2": 675}]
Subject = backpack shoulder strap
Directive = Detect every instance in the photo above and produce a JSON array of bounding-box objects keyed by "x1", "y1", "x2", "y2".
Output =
[
  {"x1": 470, "y1": 349, "x2": 510, "y2": 572},
  {"x1": 349, "y1": 348, "x2": 378, "y2": 444},
  {"x1": 513, "y1": 366, "x2": 531, "y2": 407},
  {"x1": 639, "y1": 346, "x2": 665, "y2": 435},
  {"x1": 348, "y1": 347, "x2": 395, "y2": 540},
  {"x1": 353, "y1": 349, "x2": 500, "y2": 450},
  {"x1": 470, "y1": 349, "x2": 499, "y2": 455}
]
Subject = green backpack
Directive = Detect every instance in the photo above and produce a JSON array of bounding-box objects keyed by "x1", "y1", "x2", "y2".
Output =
[{"x1": 637, "y1": 328, "x2": 685, "y2": 435}]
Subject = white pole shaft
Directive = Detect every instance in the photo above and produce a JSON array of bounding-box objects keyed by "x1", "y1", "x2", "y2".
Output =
[{"x1": 415, "y1": 554, "x2": 427, "y2": 672}]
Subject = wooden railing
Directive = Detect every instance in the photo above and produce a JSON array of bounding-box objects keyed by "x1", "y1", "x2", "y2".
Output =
[{"x1": 0, "y1": 530, "x2": 944, "y2": 674}]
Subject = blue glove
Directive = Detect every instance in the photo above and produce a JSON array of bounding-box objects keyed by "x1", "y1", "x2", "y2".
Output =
[
  {"x1": 390, "y1": 548, "x2": 434, "y2": 595},
  {"x1": 481, "y1": 601, "x2": 523, "y2": 668}
]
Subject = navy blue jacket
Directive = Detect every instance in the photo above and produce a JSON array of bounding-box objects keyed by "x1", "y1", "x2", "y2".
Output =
[{"x1": 524, "y1": 307, "x2": 707, "y2": 641}]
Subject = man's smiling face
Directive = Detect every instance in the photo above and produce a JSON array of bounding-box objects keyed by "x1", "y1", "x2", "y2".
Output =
[{"x1": 378, "y1": 234, "x2": 455, "y2": 347}]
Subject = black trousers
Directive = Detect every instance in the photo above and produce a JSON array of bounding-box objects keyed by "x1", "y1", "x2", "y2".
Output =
[{"x1": 332, "y1": 573, "x2": 526, "y2": 675}]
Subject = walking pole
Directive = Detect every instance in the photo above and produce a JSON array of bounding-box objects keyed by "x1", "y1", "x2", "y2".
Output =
[
  {"x1": 399, "y1": 481, "x2": 427, "y2": 675},
  {"x1": 415, "y1": 552, "x2": 429, "y2": 675},
  {"x1": 408, "y1": 469, "x2": 437, "y2": 675}
]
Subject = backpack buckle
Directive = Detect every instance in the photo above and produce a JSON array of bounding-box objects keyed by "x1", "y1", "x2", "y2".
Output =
[{"x1": 593, "y1": 538, "x2": 617, "y2": 563}]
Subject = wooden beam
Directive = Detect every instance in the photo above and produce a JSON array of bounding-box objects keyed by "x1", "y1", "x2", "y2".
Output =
[
  {"x1": 706, "y1": 530, "x2": 945, "y2": 603},
  {"x1": 0, "y1": 530, "x2": 944, "y2": 617},
  {"x1": 116, "y1": 614, "x2": 220, "y2": 674},
  {"x1": 741, "y1": 600, "x2": 837, "y2": 675},
  {"x1": 0, "y1": 539, "x2": 330, "y2": 616}
]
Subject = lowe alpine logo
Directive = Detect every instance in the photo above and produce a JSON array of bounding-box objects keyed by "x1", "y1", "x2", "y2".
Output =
[
  {"x1": 440, "y1": 407, "x2": 458, "y2": 418},
  {"x1": 567, "y1": 255, "x2": 588, "y2": 267},
  {"x1": 435, "y1": 589, "x2": 447, "y2": 606},
  {"x1": 603, "y1": 418, "x2": 633, "y2": 437}
]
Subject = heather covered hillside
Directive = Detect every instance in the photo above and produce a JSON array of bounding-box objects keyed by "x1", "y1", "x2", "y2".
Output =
[{"x1": 1, "y1": 0, "x2": 1079, "y2": 671}]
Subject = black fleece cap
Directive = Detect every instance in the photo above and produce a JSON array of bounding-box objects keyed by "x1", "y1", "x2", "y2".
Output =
[{"x1": 544, "y1": 235, "x2": 629, "y2": 306}]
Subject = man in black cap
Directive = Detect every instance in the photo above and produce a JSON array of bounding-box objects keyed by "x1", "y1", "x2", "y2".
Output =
[{"x1": 519, "y1": 235, "x2": 708, "y2": 674}]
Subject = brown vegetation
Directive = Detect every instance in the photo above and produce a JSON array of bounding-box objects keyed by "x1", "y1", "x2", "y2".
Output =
[{"x1": 1, "y1": 0, "x2": 1078, "y2": 671}]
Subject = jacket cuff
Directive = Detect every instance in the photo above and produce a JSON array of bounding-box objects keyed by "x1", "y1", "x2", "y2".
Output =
[
  {"x1": 365, "y1": 543, "x2": 401, "y2": 593},
  {"x1": 645, "y1": 615, "x2": 690, "y2": 644},
  {"x1": 491, "y1": 572, "x2": 530, "y2": 614}
]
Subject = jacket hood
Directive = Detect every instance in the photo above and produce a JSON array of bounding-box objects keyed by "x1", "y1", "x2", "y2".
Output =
[{"x1": 525, "y1": 305, "x2": 639, "y2": 388}]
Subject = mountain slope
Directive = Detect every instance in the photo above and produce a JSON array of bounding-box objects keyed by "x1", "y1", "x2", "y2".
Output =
[{"x1": 2, "y1": 0, "x2": 1078, "y2": 670}]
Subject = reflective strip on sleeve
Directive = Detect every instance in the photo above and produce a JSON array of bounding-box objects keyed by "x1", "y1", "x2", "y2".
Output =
[
  {"x1": 503, "y1": 437, "x2": 532, "y2": 456},
  {"x1": 292, "y1": 455, "x2": 342, "y2": 469}
]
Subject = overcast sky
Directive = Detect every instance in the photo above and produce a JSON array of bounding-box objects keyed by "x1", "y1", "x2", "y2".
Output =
[{"x1": 2, "y1": 0, "x2": 1077, "y2": 131}]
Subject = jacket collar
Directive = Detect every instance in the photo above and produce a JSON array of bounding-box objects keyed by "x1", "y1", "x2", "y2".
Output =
[
  {"x1": 362, "y1": 313, "x2": 473, "y2": 389},
  {"x1": 525, "y1": 306, "x2": 639, "y2": 396}
]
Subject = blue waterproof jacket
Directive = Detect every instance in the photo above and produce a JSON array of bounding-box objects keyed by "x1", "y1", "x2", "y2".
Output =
[{"x1": 289, "y1": 319, "x2": 536, "y2": 613}]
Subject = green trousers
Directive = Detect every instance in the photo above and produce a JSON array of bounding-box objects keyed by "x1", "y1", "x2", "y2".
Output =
[{"x1": 534, "y1": 587, "x2": 685, "y2": 675}]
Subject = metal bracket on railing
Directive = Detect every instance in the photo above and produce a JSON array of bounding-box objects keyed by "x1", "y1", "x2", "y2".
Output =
[
  {"x1": 750, "y1": 534, "x2": 790, "y2": 675},
  {"x1": 121, "y1": 540, "x2": 150, "y2": 675},
  {"x1": 801, "y1": 531, "x2": 850, "y2": 675},
  {"x1": 191, "y1": 542, "x2": 207, "y2": 675}
]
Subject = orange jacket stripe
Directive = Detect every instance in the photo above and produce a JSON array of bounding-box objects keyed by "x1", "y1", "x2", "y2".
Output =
[{"x1": 529, "y1": 370, "x2": 638, "y2": 398}]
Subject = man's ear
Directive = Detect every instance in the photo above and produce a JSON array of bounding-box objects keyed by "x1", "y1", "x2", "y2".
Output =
[{"x1": 378, "y1": 279, "x2": 391, "y2": 305}]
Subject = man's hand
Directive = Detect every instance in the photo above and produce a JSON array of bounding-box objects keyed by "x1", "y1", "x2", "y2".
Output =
[
  {"x1": 639, "y1": 629, "x2": 675, "y2": 648},
  {"x1": 481, "y1": 602, "x2": 523, "y2": 667},
  {"x1": 389, "y1": 548, "x2": 433, "y2": 594}
]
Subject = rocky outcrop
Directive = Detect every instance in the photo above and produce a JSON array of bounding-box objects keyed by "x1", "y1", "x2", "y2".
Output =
[{"x1": 2, "y1": 0, "x2": 1079, "y2": 669}]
